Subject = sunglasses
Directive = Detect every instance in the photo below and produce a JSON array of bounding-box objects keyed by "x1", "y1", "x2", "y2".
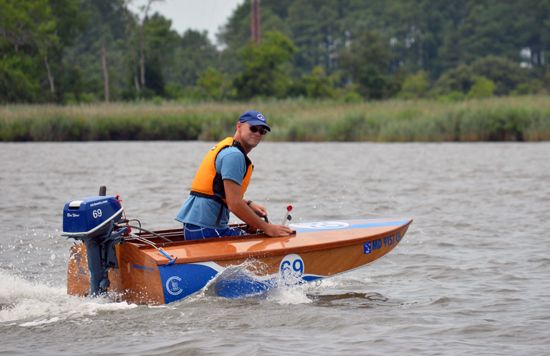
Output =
[{"x1": 249, "y1": 125, "x2": 268, "y2": 135}]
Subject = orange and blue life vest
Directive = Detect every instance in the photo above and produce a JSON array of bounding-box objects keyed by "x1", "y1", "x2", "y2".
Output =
[{"x1": 190, "y1": 137, "x2": 253, "y2": 206}]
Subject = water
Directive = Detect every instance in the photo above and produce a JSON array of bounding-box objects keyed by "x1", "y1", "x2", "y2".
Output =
[{"x1": 1, "y1": 142, "x2": 549, "y2": 355}]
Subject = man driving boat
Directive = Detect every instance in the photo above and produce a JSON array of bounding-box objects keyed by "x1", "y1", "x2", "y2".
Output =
[{"x1": 176, "y1": 110, "x2": 293, "y2": 240}]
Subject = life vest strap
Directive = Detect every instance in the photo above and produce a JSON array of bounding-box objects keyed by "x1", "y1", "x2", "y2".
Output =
[
  {"x1": 189, "y1": 191, "x2": 227, "y2": 225},
  {"x1": 189, "y1": 191, "x2": 227, "y2": 206}
]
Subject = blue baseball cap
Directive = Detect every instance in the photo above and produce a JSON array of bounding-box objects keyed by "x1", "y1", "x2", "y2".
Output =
[{"x1": 238, "y1": 110, "x2": 271, "y2": 131}]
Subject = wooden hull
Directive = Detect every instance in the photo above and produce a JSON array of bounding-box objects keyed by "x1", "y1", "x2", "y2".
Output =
[{"x1": 67, "y1": 218, "x2": 412, "y2": 304}]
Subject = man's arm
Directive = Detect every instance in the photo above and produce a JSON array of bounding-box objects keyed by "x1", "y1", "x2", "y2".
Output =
[{"x1": 223, "y1": 179, "x2": 292, "y2": 237}]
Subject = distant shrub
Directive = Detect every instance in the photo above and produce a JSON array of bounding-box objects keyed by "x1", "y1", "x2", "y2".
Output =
[
  {"x1": 511, "y1": 80, "x2": 544, "y2": 95},
  {"x1": 468, "y1": 76, "x2": 495, "y2": 99},
  {"x1": 433, "y1": 64, "x2": 475, "y2": 96},
  {"x1": 302, "y1": 66, "x2": 336, "y2": 99},
  {"x1": 398, "y1": 71, "x2": 430, "y2": 99},
  {"x1": 80, "y1": 93, "x2": 98, "y2": 103},
  {"x1": 470, "y1": 56, "x2": 526, "y2": 95},
  {"x1": 436, "y1": 91, "x2": 465, "y2": 102}
]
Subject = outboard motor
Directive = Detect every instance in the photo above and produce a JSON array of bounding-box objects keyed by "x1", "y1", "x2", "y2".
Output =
[{"x1": 62, "y1": 187, "x2": 127, "y2": 296}]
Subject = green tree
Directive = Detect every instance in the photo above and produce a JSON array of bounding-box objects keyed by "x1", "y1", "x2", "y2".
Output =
[
  {"x1": 0, "y1": 0, "x2": 76, "y2": 102},
  {"x1": 288, "y1": 1, "x2": 342, "y2": 73},
  {"x1": 468, "y1": 76, "x2": 495, "y2": 98},
  {"x1": 63, "y1": 0, "x2": 130, "y2": 102},
  {"x1": 470, "y1": 56, "x2": 528, "y2": 95},
  {"x1": 233, "y1": 31, "x2": 296, "y2": 99},
  {"x1": 197, "y1": 67, "x2": 232, "y2": 100},
  {"x1": 432, "y1": 64, "x2": 475, "y2": 96},
  {"x1": 302, "y1": 66, "x2": 336, "y2": 98},
  {"x1": 511, "y1": 79, "x2": 544, "y2": 95},
  {"x1": 510, "y1": 0, "x2": 550, "y2": 68},
  {"x1": 170, "y1": 30, "x2": 218, "y2": 88},
  {"x1": 4, "y1": 0, "x2": 550, "y2": 103},
  {"x1": 0, "y1": 56, "x2": 40, "y2": 102},
  {"x1": 47, "y1": 0, "x2": 84, "y2": 102},
  {"x1": 339, "y1": 31, "x2": 394, "y2": 99},
  {"x1": 142, "y1": 13, "x2": 179, "y2": 96},
  {"x1": 218, "y1": 0, "x2": 292, "y2": 77},
  {"x1": 399, "y1": 70, "x2": 430, "y2": 99}
]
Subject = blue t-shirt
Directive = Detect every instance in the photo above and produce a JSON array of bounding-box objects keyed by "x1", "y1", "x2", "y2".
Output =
[{"x1": 175, "y1": 146, "x2": 247, "y2": 228}]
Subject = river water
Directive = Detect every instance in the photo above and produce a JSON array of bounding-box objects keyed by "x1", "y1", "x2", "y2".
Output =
[{"x1": 1, "y1": 142, "x2": 549, "y2": 355}]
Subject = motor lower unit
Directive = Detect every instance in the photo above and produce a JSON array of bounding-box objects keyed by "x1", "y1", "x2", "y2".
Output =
[{"x1": 62, "y1": 195, "x2": 127, "y2": 296}]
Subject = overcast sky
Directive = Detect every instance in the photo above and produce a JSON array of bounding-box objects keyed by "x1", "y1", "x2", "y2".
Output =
[{"x1": 128, "y1": 0, "x2": 245, "y2": 45}]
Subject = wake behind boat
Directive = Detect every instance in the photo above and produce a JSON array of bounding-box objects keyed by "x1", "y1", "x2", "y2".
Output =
[{"x1": 62, "y1": 191, "x2": 412, "y2": 304}]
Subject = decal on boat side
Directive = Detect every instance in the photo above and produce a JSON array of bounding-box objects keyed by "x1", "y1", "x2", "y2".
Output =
[
  {"x1": 279, "y1": 254, "x2": 305, "y2": 285},
  {"x1": 291, "y1": 221, "x2": 350, "y2": 230},
  {"x1": 364, "y1": 238, "x2": 384, "y2": 254},
  {"x1": 159, "y1": 263, "x2": 220, "y2": 303},
  {"x1": 165, "y1": 276, "x2": 183, "y2": 296},
  {"x1": 363, "y1": 242, "x2": 372, "y2": 254},
  {"x1": 363, "y1": 232, "x2": 402, "y2": 254}
]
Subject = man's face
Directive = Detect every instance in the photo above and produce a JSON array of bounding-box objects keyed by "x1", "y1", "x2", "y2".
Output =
[{"x1": 236, "y1": 122, "x2": 267, "y2": 150}]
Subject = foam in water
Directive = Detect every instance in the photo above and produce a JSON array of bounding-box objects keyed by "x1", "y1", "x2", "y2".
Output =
[
  {"x1": 0, "y1": 270, "x2": 137, "y2": 326},
  {"x1": 190, "y1": 259, "x2": 323, "y2": 304},
  {"x1": 264, "y1": 264, "x2": 326, "y2": 304},
  {"x1": 266, "y1": 283, "x2": 314, "y2": 305}
]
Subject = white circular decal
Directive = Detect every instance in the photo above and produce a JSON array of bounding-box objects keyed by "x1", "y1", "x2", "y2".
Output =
[
  {"x1": 291, "y1": 221, "x2": 349, "y2": 230},
  {"x1": 279, "y1": 254, "x2": 304, "y2": 285},
  {"x1": 165, "y1": 276, "x2": 183, "y2": 296}
]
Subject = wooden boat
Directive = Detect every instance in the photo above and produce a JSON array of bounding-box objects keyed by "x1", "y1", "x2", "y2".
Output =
[{"x1": 63, "y1": 195, "x2": 412, "y2": 304}]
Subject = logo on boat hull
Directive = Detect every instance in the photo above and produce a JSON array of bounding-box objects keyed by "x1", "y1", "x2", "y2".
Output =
[
  {"x1": 290, "y1": 221, "x2": 350, "y2": 230},
  {"x1": 165, "y1": 276, "x2": 183, "y2": 296}
]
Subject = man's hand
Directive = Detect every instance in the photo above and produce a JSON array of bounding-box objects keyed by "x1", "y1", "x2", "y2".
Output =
[
  {"x1": 248, "y1": 201, "x2": 268, "y2": 218},
  {"x1": 263, "y1": 223, "x2": 293, "y2": 237},
  {"x1": 224, "y1": 180, "x2": 293, "y2": 237}
]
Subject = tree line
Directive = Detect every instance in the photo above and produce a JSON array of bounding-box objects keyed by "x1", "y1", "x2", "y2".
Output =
[{"x1": 1, "y1": 0, "x2": 549, "y2": 104}]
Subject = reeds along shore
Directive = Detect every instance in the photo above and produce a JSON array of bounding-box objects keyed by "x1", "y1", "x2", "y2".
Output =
[{"x1": 1, "y1": 96, "x2": 549, "y2": 142}]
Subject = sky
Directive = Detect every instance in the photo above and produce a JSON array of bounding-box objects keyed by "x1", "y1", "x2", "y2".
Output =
[{"x1": 128, "y1": 0, "x2": 245, "y2": 45}]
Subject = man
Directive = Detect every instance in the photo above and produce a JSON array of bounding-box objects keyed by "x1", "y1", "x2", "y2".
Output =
[{"x1": 176, "y1": 110, "x2": 293, "y2": 240}]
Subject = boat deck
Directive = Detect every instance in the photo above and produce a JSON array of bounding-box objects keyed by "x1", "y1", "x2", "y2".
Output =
[{"x1": 131, "y1": 218, "x2": 412, "y2": 265}]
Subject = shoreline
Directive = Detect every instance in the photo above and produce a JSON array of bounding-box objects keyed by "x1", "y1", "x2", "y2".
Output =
[{"x1": 1, "y1": 96, "x2": 549, "y2": 142}]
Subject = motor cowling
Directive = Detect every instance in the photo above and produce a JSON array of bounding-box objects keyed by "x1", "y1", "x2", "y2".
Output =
[
  {"x1": 62, "y1": 196, "x2": 123, "y2": 238},
  {"x1": 62, "y1": 194, "x2": 127, "y2": 296}
]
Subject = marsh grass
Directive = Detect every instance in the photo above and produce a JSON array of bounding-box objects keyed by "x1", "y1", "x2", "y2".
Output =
[{"x1": 1, "y1": 96, "x2": 549, "y2": 141}]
